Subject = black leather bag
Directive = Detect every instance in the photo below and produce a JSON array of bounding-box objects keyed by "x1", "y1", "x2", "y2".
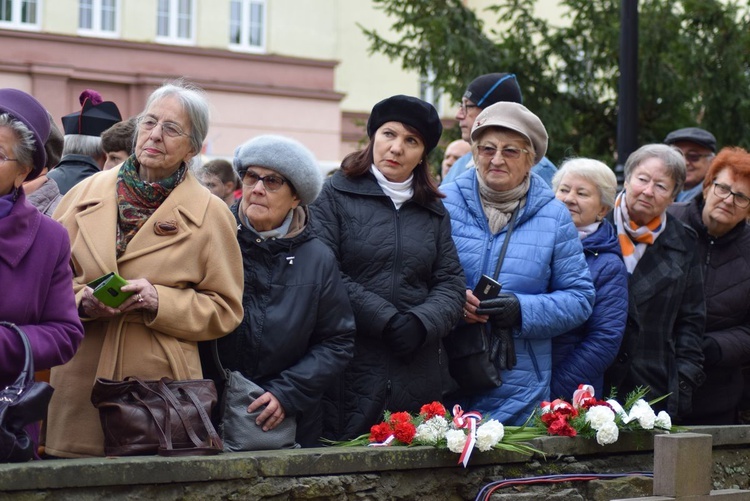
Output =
[
  {"x1": 212, "y1": 341, "x2": 298, "y2": 451},
  {"x1": 444, "y1": 322, "x2": 504, "y2": 390},
  {"x1": 444, "y1": 206, "x2": 519, "y2": 392},
  {"x1": 0, "y1": 322, "x2": 54, "y2": 463}
]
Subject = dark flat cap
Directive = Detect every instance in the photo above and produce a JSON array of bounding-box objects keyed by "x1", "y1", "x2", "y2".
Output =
[{"x1": 664, "y1": 127, "x2": 716, "y2": 152}]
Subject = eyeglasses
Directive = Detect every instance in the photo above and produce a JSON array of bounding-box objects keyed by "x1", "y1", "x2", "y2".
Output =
[
  {"x1": 458, "y1": 101, "x2": 479, "y2": 115},
  {"x1": 138, "y1": 116, "x2": 188, "y2": 138},
  {"x1": 671, "y1": 147, "x2": 713, "y2": 164},
  {"x1": 0, "y1": 152, "x2": 18, "y2": 163},
  {"x1": 242, "y1": 171, "x2": 288, "y2": 192},
  {"x1": 477, "y1": 144, "x2": 530, "y2": 160},
  {"x1": 712, "y1": 182, "x2": 750, "y2": 208}
]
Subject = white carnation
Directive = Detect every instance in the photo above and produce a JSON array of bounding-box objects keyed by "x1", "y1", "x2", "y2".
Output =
[
  {"x1": 595, "y1": 421, "x2": 619, "y2": 445},
  {"x1": 585, "y1": 405, "x2": 616, "y2": 430},
  {"x1": 654, "y1": 411, "x2": 672, "y2": 430},
  {"x1": 475, "y1": 420, "x2": 505, "y2": 451},
  {"x1": 414, "y1": 416, "x2": 450, "y2": 445},
  {"x1": 445, "y1": 429, "x2": 468, "y2": 453},
  {"x1": 628, "y1": 399, "x2": 656, "y2": 429}
]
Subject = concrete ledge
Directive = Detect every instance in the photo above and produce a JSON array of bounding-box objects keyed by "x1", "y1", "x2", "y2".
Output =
[{"x1": 1, "y1": 426, "x2": 748, "y2": 499}]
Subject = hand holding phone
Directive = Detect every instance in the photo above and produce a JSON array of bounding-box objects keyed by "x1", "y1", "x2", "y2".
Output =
[
  {"x1": 473, "y1": 274, "x2": 502, "y2": 301},
  {"x1": 87, "y1": 272, "x2": 134, "y2": 308}
]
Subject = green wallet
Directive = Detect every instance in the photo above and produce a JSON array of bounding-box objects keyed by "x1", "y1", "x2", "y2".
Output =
[{"x1": 87, "y1": 272, "x2": 134, "y2": 308}]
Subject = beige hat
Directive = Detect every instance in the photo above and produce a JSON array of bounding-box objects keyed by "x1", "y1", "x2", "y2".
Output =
[{"x1": 470, "y1": 101, "x2": 548, "y2": 164}]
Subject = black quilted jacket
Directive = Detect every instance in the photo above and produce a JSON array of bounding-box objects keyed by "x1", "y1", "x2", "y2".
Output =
[{"x1": 310, "y1": 171, "x2": 465, "y2": 440}]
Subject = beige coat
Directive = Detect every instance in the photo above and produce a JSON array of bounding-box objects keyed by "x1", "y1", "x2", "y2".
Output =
[{"x1": 46, "y1": 167, "x2": 243, "y2": 458}]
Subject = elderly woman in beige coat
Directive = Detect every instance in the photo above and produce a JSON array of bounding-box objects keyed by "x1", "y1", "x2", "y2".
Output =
[{"x1": 46, "y1": 81, "x2": 243, "y2": 458}]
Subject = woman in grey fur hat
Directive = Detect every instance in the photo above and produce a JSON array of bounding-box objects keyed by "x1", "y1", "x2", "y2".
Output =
[{"x1": 207, "y1": 135, "x2": 356, "y2": 447}]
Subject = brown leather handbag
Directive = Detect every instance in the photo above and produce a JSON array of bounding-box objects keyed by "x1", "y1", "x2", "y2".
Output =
[{"x1": 91, "y1": 376, "x2": 223, "y2": 456}]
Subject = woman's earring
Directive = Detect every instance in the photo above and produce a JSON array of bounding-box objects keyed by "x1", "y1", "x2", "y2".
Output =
[{"x1": 12, "y1": 186, "x2": 20, "y2": 202}]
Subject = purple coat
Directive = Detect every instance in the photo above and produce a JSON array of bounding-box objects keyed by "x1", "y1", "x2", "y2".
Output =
[{"x1": 0, "y1": 191, "x2": 83, "y2": 387}]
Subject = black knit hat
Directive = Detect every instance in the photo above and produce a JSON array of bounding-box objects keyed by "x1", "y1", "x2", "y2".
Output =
[
  {"x1": 61, "y1": 89, "x2": 122, "y2": 137},
  {"x1": 463, "y1": 73, "x2": 523, "y2": 108},
  {"x1": 366, "y1": 95, "x2": 443, "y2": 154}
]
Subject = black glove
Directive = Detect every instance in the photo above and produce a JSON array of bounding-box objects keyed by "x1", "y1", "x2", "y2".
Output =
[
  {"x1": 383, "y1": 313, "x2": 427, "y2": 360},
  {"x1": 490, "y1": 326, "x2": 517, "y2": 370},
  {"x1": 702, "y1": 336, "x2": 722, "y2": 368},
  {"x1": 475, "y1": 293, "x2": 521, "y2": 329}
]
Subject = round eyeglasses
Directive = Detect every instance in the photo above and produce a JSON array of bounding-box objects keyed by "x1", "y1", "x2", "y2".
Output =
[
  {"x1": 476, "y1": 144, "x2": 530, "y2": 160},
  {"x1": 138, "y1": 116, "x2": 187, "y2": 138}
]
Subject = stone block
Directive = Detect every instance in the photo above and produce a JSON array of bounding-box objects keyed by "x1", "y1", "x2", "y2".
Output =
[{"x1": 653, "y1": 433, "x2": 712, "y2": 497}]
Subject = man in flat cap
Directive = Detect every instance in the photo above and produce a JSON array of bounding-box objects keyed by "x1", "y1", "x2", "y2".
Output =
[
  {"x1": 441, "y1": 72, "x2": 557, "y2": 187},
  {"x1": 664, "y1": 126, "x2": 717, "y2": 202},
  {"x1": 47, "y1": 89, "x2": 122, "y2": 195}
]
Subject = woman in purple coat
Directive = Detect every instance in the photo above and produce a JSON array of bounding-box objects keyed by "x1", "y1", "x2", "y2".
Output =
[{"x1": 0, "y1": 89, "x2": 84, "y2": 394}]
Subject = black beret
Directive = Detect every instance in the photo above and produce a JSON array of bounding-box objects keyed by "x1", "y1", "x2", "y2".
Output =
[{"x1": 366, "y1": 95, "x2": 443, "y2": 154}]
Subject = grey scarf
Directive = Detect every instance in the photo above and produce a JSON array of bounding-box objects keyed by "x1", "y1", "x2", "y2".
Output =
[{"x1": 477, "y1": 174, "x2": 530, "y2": 234}]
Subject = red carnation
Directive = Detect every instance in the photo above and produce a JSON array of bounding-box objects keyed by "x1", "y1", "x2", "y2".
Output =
[
  {"x1": 548, "y1": 418, "x2": 577, "y2": 437},
  {"x1": 420, "y1": 402, "x2": 447, "y2": 420},
  {"x1": 370, "y1": 422, "x2": 393, "y2": 443},
  {"x1": 389, "y1": 411, "x2": 412, "y2": 426},
  {"x1": 393, "y1": 421, "x2": 417, "y2": 444}
]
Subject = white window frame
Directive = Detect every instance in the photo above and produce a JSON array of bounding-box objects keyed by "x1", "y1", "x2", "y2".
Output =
[
  {"x1": 78, "y1": 0, "x2": 120, "y2": 38},
  {"x1": 155, "y1": 0, "x2": 196, "y2": 46},
  {"x1": 229, "y1": 0, "x2": 266, "y2": 54},
  {"x1": 0, "y1": 0, "x2": 42, "y2": 30},
  {"x1": 420, "y1": 68, "x2": 442, "y2": 115}
]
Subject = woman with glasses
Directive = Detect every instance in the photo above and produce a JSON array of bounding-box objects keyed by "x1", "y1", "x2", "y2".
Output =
[
  {"x1": 668, "y1": 147, "x2": 750, "y2": 424},
  {"x1": 443, "y1": 101, "x2": 594, "y2": 425},
  {"x1": 46, "y1": 80, "x2": 244, "y2": 457},
  {"x1": 208, "y1": 135, "x2": 355, "y2": 447},
  {"x1": 604, "y1": 144, "x2": 705, "y2": 422},
  {"x1": 311, "y1": 95, "x2": 465, "y2": 441}
]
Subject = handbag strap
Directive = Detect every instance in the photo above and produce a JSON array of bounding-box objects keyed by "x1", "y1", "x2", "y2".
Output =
[
  {"x1": 211, "y1": 339, "x2": 230, "y2": 382},
  {"x1": 491, "y1": 204, "x2": 520, "y2": 280},
  {"x1": 0, "y1": 322, "x2": 35, "y2": 388}
]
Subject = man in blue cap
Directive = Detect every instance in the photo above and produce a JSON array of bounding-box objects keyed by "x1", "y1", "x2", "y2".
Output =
[
  {"x1": 440, "y1": 72, "x2": 557, "y2": 187},
  {"x1": 47, "y1": 89, "x2": 122, "y2": 195}
]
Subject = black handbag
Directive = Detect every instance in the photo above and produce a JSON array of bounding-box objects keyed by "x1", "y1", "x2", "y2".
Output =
[
  {"x1": 444, "y1": 206, "x2": 519, "y2": 392},
  {"x1": 211, "y1": 341, "x2": 298, "y2": 451},
  {"x1": 0, "y1": 322, "x2": 54, "y2": 463}
]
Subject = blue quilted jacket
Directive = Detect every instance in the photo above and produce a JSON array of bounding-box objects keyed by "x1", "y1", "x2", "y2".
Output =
[
  {"x1": 443, "y1": 170, "x2": 595, "y2": 425},
  {"x1": 550, "y1": 220, "x2": 628, "y2": 400}
]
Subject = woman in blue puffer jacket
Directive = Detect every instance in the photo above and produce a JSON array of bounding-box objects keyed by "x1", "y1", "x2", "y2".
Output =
[
  {"x1": 550, "y1": 159, "x2": 628, "y2": 400},
  {"x1": 442, "y1": 102, "x2": 595, "y2": 426}
]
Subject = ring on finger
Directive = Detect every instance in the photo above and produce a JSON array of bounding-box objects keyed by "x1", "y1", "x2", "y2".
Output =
[{"x1": 136, "y1": 293, "x2": 143, "y2": 303}]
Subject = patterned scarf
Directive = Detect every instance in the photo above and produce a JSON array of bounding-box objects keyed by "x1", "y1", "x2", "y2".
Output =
[
  {"x1": 477, "y1": 173, "x2": 529, "y2": 234},
  {"x1": 613, "y1": 191, "x2": 667, "y2": 273},
  {"x1": 116, "y1": 156, "x2": 186, "y2": 257}
]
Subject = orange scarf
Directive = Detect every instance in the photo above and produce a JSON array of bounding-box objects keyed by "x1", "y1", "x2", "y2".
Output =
[{"x1": 613, "y1": 192, "x2": 666, "y2": 273}]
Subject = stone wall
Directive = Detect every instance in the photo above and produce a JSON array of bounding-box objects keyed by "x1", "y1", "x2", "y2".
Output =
[{"x1": 1, "y1": 425, "x2": 748, "y2": 500}]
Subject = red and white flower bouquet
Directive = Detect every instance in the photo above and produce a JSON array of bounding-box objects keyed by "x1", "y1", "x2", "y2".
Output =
[
  {"x1": 327, "y1": 401, "x2": 543, "y2": 467},
  {"x1": 538, "y1": 385, "x2": 675, "y2": 445}
]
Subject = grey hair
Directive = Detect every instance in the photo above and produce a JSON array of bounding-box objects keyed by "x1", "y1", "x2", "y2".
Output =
[
  {"x1": 624, "y1": 144, "x2": 686, "y2": 197},
  {"x1": 63, "y1": 134, "x2": 104, "y2": 159},
  {"x1": 0, "y1": 113, "x2": 36, "y2": 171},
  {"x1": 142, "y1": 80, "x2": 209, "y2": 156},
  {"x1": 553, "y1": 158, "x2": 618, "y2": 209}
]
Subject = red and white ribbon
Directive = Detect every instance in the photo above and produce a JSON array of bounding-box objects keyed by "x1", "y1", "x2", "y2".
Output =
[
  {"x1": 367, "y1": 434, "x2": 395, "y2": 447},
  {"x1": 452, "y1": 405, "x2": 482, "y2": 467},
  {"x1": 572, "y1": 384, "x2": 595, "y2": 409}
]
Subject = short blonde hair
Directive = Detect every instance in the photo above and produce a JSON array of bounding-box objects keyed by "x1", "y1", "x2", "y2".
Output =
[{"x1": 553, "y1": 158, "x2": 618, "y2": 209}]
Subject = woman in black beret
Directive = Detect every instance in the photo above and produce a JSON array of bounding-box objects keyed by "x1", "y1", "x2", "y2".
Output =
[{"x1": 311, "y1": 95, "x2": 465, "y2": 440}]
